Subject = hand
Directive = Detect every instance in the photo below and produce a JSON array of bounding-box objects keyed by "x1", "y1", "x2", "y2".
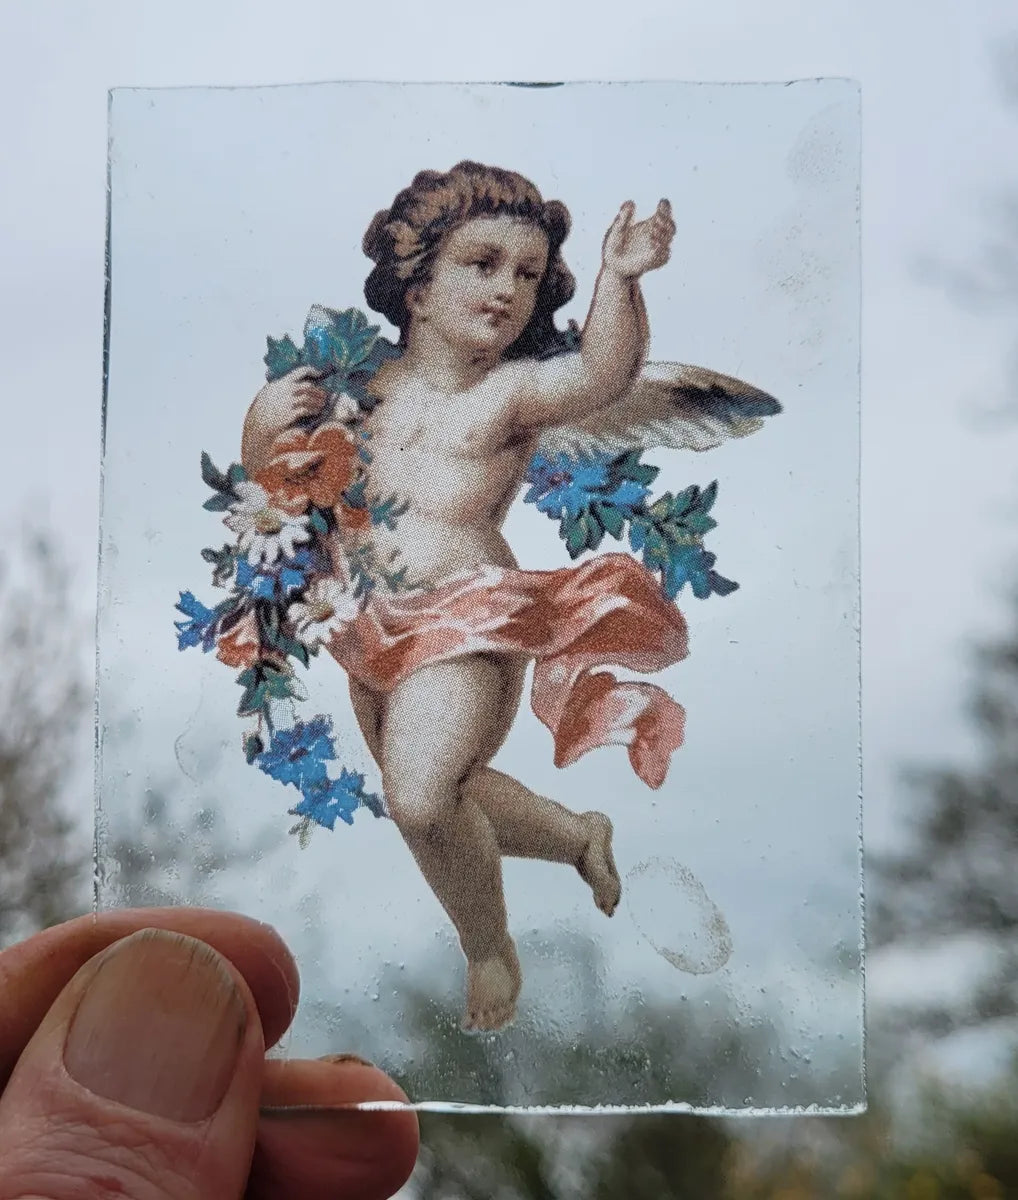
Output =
[
  {"x1": 601, "y1": 199, "x2": 675, "y2": 279},
  {"x1": 254, "y1": 365, "x2": 331, "y2": 434},
  {"x1": 0, "y1": 909, "x2": 419, "y2": 1200}
]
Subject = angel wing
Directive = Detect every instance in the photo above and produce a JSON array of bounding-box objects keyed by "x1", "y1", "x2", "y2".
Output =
[{"x1": 535, "y1": 358, "x2": 782, "y2": 460}]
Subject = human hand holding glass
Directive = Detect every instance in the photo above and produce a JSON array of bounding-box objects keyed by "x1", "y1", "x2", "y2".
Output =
[{"x1": 0, "y1": 909, "x2": 419, "y2": 1199}]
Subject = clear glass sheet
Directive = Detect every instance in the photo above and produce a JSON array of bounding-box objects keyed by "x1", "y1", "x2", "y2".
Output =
[{"x1": 97, "y1": 80, "x2": 862, "y2": 1112}]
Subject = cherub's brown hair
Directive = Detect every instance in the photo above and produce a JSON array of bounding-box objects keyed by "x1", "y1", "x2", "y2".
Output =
[{"x1": 363, "y1": 161, "x2": 577, "y2": 359}]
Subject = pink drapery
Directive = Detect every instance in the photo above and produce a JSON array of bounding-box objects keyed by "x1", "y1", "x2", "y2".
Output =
[{"x1": 326, "y1": 553, "x2": 689, "y2": 789}]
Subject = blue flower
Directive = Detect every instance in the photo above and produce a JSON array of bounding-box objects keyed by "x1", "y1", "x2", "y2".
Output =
[
  {"x1": 255, "y1": 716, "x2": 335, "y2": 791},
  {"x1": 524, "y1": 452, "x2": 649, "y2": 520},
  {"x1": 604, "y1": 478, "x2": 651, "y2": 510},
  {"x1": 174, "y1": 591, "x2": 218, "y2": 651},
  {"x1": 289, "y1": 768, "x2": 381, "y2": 830},
  {"x1": 302, "y1": 323, "x2": 335, "y2": 373},
  {"x1": 235, "y1": 549, "x2": 313, "y2": 604}
]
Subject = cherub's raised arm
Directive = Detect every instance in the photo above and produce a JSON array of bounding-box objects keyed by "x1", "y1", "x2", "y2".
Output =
[{"x1": 514, "y1": 200, "x2": 675, "y2": 431}]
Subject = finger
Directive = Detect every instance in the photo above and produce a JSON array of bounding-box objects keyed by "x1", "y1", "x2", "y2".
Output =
[
  {"x1": 293, "y1": 387, "x2": 328, "y2": 405},
  {"x1": 0, "y1": 930, "x2": 265, "y2": 1200},
  {"x1": 250, "y1": 1057, "x2": 419, "y2": 1200},
  {"x1": 603, "y1": 201, "x2": 636, "y2": 255},
  {"x1": 657, "y1": 198, "x2": 672, "y2": 218},
  {"x1": 289, "y1": 365, "x2": 323, "y2": 382},
  {"x1": 0, "y1": 908, "x2": 299, "y2": 1087}
]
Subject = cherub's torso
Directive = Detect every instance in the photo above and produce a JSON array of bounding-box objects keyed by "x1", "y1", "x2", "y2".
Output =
[{"x1": 345, "y1": 359, "x2": 539, "y2": 586}]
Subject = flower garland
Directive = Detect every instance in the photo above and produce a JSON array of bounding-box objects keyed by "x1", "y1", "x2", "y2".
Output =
[
  {"x1": 175, "y1": 306, "x2": 401, "y2": 846},
  {"x1": 522, "y1": 449, "x2": 737, "y2": 600},
  {"x1": 175, "y1": 305, "x2": 736, "y2": 842}
]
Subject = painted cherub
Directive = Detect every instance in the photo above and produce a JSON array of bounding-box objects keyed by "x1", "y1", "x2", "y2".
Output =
[{"x1": 240, "y1": 162, "x2": 778, "y2": 1030}]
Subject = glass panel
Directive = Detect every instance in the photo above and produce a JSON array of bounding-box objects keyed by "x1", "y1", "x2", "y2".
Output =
[{"x1": 97, "y1": 79, "x2": 861, "y2": 1111}]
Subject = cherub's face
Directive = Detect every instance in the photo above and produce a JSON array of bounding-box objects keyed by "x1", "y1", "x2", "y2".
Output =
[{"x1": 409, "y1": 215, "x2": 550, "y2": 356}]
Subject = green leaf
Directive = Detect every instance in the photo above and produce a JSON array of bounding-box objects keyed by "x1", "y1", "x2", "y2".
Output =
[
  {"x1": 699, "y1": 480, "x2": 719, "y2": 512},
  {"x1": 658, "y1": 486, "x2": 698, "y2": 519},
  {"x1": 684, "y1": 512, "x2": 717, "y2": 536},
  {"x1": 264, "y1": 335, "x2": 301, "y2": 381},
  {"x1": 595, "y1": 501, "x2": 626, "y2": 540},
  {"x1": 228, "y1": 463, "x2": 248, "y2": 486},
  {"x1": 565, "y1": 516, "x2": 588, "y2": 558},
  {"x1": 309, "y1": 508, "x2": 329, "y2": 535},
  {"x1": 261, "y1": 614, "x2": 311, "y2": 668},
  {"x1": 202, "y1": 493, "x2": 233, "y2": 512},
  {"x1": 237, "y1": 680, "x2": 268, "y2": 717},
  {"x1": 583, "y1": 512, "x2": 604, "y2": 552},
  {"x1": 615, "y1": 451, "x2": 660, "y2": 486},
  {"x1": 243, "y1": 733, "x2": 264, "y2": 764},
  {"x1": 264, "y1": 670, "x2": 296, "y2": 701},
  {"x1": 200, "y1": 452, "x2": 231, "y2": 494}
]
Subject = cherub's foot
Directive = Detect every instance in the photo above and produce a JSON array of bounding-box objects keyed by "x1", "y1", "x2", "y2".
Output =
[
  {"x1": 463, "y1": 937, "x2": 522, "y2": 1033},
  {"x1": 577, "y1": 811, "x2": 621, "y2": 917}
]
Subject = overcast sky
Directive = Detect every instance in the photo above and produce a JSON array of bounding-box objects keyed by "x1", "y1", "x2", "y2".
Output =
[{"x1": 3, "y1": 0, "x2": 1017, "y2": 1110}]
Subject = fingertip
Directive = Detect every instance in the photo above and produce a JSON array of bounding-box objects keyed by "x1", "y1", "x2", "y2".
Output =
[
  {"x1": 255, "y1": 1058, "x2": 419, "y2": 1200},
  {"x1": 261, "y1": 1056, "x2": 409, "y2": 1109}
]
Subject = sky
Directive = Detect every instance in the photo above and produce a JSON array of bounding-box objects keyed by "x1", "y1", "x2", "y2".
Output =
[{"x1": 2, "y1": 0, "x2": 1017, "y2": 1110}]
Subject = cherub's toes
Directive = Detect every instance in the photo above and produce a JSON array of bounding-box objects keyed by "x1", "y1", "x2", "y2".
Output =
[
  {"x1": 470, "y1": 1009, "x2": 493, "y2": 1033},
  {"x1": 480, "y1": 1003, "x2": 515, "y2": 1033}
]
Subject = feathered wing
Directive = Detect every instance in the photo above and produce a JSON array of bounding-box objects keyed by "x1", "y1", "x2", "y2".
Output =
[{"x1": 535, "y1": 359, "x2": 782, "y2": 460}]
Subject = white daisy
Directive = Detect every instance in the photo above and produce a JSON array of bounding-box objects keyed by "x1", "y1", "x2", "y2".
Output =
[
  {"x1": 224, "y1": 481, "x2": 311, "y2": 566},
  {"x1": 288, "y1": 575, "x2": 361, "y2": 650}
]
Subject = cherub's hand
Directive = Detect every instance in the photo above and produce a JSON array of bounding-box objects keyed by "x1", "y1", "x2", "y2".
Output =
[
  {"x1": 601, "y1": 199, "x2": 675, "y2": 280},
  {"x1": 253, "y1": 364, "x2": 330, "y2": 435}
]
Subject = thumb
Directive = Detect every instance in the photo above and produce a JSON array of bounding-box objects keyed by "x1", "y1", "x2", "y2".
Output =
[
  {"x1": 603, "y1": 200, "x2": 636, "y2": 253},
  {"x1": 0, "y1": 929, "x2": 265, "y2": 1200}
]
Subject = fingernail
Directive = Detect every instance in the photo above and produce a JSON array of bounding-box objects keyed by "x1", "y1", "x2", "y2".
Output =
[
  {"x1": 318, "y1": 1053, "x2": 375, "y2": 1068},
  {"x1": 64, "y1": 929, "x2": 247, "y2": 1122}
]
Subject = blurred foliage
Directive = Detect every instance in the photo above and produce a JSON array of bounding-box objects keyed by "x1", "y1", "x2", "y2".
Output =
[
  {"x1": 870, "y1": 602, "x2": 1018, "y2": 1040},
  {"x1": 0, "y1": 529, "x2": 89, "y2": 947}
]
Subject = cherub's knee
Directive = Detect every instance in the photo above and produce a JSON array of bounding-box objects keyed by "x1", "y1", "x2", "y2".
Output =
[{"x1": 385, "y1": 777, "x2": 459, "y2": 839}]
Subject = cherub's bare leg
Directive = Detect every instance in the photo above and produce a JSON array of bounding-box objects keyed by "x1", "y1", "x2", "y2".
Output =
[
  {"x1": 463, "y1": 770, "x2": 621, "y2": 917},
  {"x1": 379, "y1": 654, "x2": 526, "y2": 1031},
  {"x1": 351, "y1": 678, "x2": 621, "y2": 915}
]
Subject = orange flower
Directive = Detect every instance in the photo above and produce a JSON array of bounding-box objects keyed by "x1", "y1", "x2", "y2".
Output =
[
  {"x1": 216, "y1": 610, "x2": 261, "y2": 669},
  {"x1": 255, "y1": 421, "x2": 359, "y2": 513},
  {"x1": 336, "y1": 500, "x2": 371, "y2": 532}
]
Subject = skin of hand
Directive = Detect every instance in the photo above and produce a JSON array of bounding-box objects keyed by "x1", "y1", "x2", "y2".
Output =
[
  {"x1": 0, "y1": 908, "x2": 419, "y2": 1200},
  {"x1": 241, "y1": 366, "x2": 332, "y2": 475},
  {"x1": 601, "y1": 198, "x2": 675, "y2": 279}
]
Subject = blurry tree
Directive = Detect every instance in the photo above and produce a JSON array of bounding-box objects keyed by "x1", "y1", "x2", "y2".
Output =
[
  {"x1": 871, "y1": 602, "x2": 1018, "y2": 1038},
  {"x1": 0, "y1": 521, "x2": 277, "y2": 948},
  {"x1": 0, "y1": 529, "x2": 90, "y2": 947}
]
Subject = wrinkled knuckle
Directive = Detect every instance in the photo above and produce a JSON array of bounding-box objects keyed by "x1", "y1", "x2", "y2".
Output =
[{"x1": 0, "y1": 1114, "x2": 202, "y2": 1200}]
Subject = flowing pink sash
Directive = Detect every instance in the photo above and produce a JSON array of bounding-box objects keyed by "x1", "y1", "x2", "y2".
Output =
[{"x1": 326, "y1": 553, "x2": 689, "y2": 789}]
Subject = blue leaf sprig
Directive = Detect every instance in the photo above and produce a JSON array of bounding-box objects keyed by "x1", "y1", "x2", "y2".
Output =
[
  {"x1": 523, "y1": 448, "x2": 738, "y2": 601},
  {"x1": 264, "y1": 305, "x2": 401, "y2": 420}
]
